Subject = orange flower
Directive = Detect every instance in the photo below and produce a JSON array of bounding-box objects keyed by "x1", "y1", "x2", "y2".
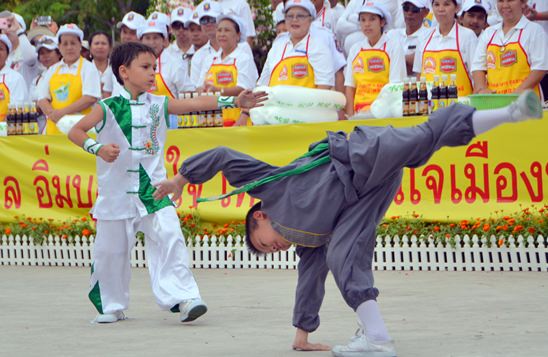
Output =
[
  {"x1": 433, "y1": 226, "x2": 440, "y2": 232},
  {"x1": 4, "y1": 227, "x2": 12, "y2": 235},
  {"x1": 528, "y1": 227, "x2": 535, "y2": 234},
  {"x1": 61, "y1": 234, "x2": 68, "y2": 239},
  {"x1": 482, "y1": 224, "x2": 490, "y2": 232},
  {"x1": 539, "y1": 208, "x2": 545, "y2": 213},
  {"x1": 497, "y1": 238, "x2": 504, "y2": 247},
  {"x1": 449, "y1": 223, "x2": 455, "y2": 228},
  {"x1": 412, "y1": 213, "x2": 420, "y2": 218},
  {"x1": 503, "y1": 216, "x2": 511, "y2": 221},
  {"x1": 512, "y1": 225, "x2": 523, "y2": 233},
  {"x1": 223, "y1": 223, "x2": 229, "y2": 228},
  {"x1": 82, "y1": 229, "x2": 91, "y2": 237},
  {"x1": 445, "y1": 233, "x2": 451, "y2": 239},
  {"x1": 507, "y1": 218, "x2": 516, "y2": 226},
  {"x1": 460, "y1": 220, "x2": 469, "y2": 226},
  {"x1": 80, "y1": 217, "x2": 87, "y2": 222}
]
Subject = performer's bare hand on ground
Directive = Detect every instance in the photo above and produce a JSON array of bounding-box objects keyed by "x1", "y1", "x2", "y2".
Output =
[
  {"x1": 97, "y1": 144, "x2": 120, "y2": 163},
  {"x1": 153, "y1": 173, "x2": 189, "y2": 201},
  {"x1": 236, "y1": 90, "x2": 268, "y2": 110},
  {"x1": 292, "y1": 328, "x2": 331, "y2": 352}
]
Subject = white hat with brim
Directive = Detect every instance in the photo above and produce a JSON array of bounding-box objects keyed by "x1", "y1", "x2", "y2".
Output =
[
  {"x1": 147, "y1": 12, "x2": 170, "y2": 27},
  {"x1": 35, "y1": 36, "x2": 58, "y2": 52},
  {"x1": 359, "y1": 2, "x2": 393, "y2": 26},
  {"x1": 117, "y1": 11, "x2": 146, "y2": 30},
  {"x1": 274, "y1": 3, "x2": 285, "y2": 25},
  {"x1": 459, "y1": 0, "x2": 489, "y2": 16},
  {"x1": 402, "y1": 0, "x2": 430, "y2": 9},
  {"x1": 284, "y1": 0, "x2": 317, "y2": 19},
  {"x1": 216, "y1": 14, "x2": 246, "y2": 42},
  {"x1": 138, "y1": 20, "x2": 168, "y2": 39},
  {"x1": 171, "y1": 7, "x2": 191, "y2": 26},
  {"x1": 0, "y1": 34, "x2": 13, "y2": 53},
  {"x1": 57, "y1": 24, "x2": 84, "y2": 42},
  {"x1": 185, "y1": 12, "x2": 201, "y2": 27},
  {"x1": 197, "y1": 1, "x2": 222, "y2": 21}
]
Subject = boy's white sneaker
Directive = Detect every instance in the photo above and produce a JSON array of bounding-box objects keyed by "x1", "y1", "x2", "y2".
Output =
[
  {"x1": 332, "y1": 332, "x2": 396, "y2": 357},
  {"x1": 179, "y1": 298, "x2": 207, "y2": 322},
  {"x1": 509, "y1": 90, "x2": 543, "y2": 121},
  {"x1": 93, "y1": 311, "x2": 126, "y2": 323}
]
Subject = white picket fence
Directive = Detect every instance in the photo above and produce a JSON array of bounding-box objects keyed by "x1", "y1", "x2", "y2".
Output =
[{"x1": 0, "y1": 234, "x2": 547, "y2": 271}]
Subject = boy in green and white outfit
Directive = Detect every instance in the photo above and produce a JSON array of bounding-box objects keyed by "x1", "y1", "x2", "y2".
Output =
[{"x1": 68, "y1": 42, "x2": 266, "y2": 323}]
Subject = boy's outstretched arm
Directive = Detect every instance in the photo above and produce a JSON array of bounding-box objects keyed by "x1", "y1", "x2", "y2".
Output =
[
  {"x1": 167, "y1": 89, "x2": 268, "y2": 115},
  {"x1": 68, "y1": 104, "x2": 120, "y2": 163}
]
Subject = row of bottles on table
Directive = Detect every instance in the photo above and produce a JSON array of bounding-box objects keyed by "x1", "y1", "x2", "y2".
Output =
[
  {"x1": 6, "y1": 103, "x2": 41, "y2": 135},
  {"x1": 178, "y1": 91, "x2": 224, "y2": 128},
  {"x1": 402, "y1": 74, "x2": 458, "y2": 116}
]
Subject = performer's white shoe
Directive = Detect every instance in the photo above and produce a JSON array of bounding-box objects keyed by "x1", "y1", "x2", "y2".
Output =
[
  {"x1": 332, "y1": 329, "x2": 396, "y2": 357},
  {"x1": 509, "y1": 90, "x2": 543, "y2": 121},
  {"x1": 93, "y1": 311, "x2": 126, "y2": 323},
  {"x1": 179, "y1": 298, "x2": 207, "y2": 322}
]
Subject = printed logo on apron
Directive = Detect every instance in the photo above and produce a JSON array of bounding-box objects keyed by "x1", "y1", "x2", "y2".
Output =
[
  {"x1": 440, "y1": 57, "x2": 457, "y2": 73},
  {"x1": 216, "y1": 71, "x2": 235, "y2": 85},
  {"x1": 500, "y1": 50, "x2": 517, "y2": 67},
  {"x1": 291, "y1": 63, "x2": 308, "y2": 79},
  {"x1": 278, "y1": 65, "x2": 289, "y2": 81},
  {"x1": 353, "y1": 57, "x2": 364, "y2": 74},
  {"x1": 487, "y1": 51, "x2": 496, "y2": 69},
  {"x1": 423, "y1": 57, "x2": 436, "y2": 74},
  {"x1": 367, "y1": 57, "x2": 385, "y2": 73},
  {"x1": 54, "y1": 83, "x2": 70, "y2": 102}
]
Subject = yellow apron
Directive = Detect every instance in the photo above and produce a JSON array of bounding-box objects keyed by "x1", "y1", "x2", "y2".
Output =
[
  {"x1": 421, "y1": 24, "x2": 473, "y2": 97},
  {"x1": 0, "y1": 75, "x2": 10, "y2": 122},
  {"x1": 269, "y1": 34, "x2": 316, "y2": 88},
  {"x1": 48, "y1": 57, "x2": 90, "y2": 135},
  {"x1": 351, "y1": 44, "x2": 390, "y2": 112},
  {"x1": 149, "y1": 53, "x2": 176, "y2": 99},
  {"x1": 205, "y1": 58, "x2": 242, "y2": 126},
  {"x1": 485, "y1": 29, "x2": 541, "y2": 96}
]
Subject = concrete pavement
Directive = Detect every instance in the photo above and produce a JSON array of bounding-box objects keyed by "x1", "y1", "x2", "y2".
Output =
[{"x1": 0, "y1": 267, "x2": 547, "y2": 357}]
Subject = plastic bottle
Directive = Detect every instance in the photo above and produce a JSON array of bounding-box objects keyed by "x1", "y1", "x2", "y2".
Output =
[
  {"x1": 439, "y1": 75, "x2": 448, "y2": 109},
  {"x1": 409, "y1": 78, "x2": 418, "y2": 116},
  {"x1": 447, "y1": 74, "x2": 458, "y2": 106},
  {"x1": 402, "y1": 81, "x2": 410, "y2": 117},
  {"x1": 418, "y1": 77, "x2": 429, "y2": 115}
]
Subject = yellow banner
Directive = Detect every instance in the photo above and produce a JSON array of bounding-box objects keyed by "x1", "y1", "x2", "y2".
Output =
[{"x1": 1, "y1": 113, "x2": 547, "y2": 224}]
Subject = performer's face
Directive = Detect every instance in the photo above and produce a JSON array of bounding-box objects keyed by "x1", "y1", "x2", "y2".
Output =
[{"x1": 250, "y1": 211, "x2": 292, "y2": 253}]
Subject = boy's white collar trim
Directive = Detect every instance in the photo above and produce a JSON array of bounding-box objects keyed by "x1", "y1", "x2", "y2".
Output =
[{"x1": 121, "y1": 87, "x2": 148, "y2": 102}]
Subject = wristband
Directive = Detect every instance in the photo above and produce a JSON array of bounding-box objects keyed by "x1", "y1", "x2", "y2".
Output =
[
  {"x1": 83, "y1": 138, "x2": 104, "y2": 155},
  {"x1": 217, "y1": 96, "x2": 236, "y2": 109}
]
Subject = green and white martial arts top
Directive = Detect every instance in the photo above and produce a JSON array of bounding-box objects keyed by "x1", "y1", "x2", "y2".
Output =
[{"x1": 91, "y1": 89, "x2": 173, "y2": 220}]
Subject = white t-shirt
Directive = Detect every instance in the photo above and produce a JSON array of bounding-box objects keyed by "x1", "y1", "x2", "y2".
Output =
[
  {"x1": 313, "y1": 4, "x2": 338, "y2": 32},
  {"x1": 37, "y1": 58, "x2": 102, "y2": 100},
  {"x1": 344, "y1": 34, "x2": 406, "y2": 87},
  {"x1": 198, "y1": 45, "x2": 258, "y2": 90},
  {"x1": 413, "y1": 23, "x2": 477, "y2": 77},
  {"x1": 0, "y1": 65, "x2": 29, "y2": 105},
  {"x1": 191, "y1": 42, "x2": 217, "y2": 89},
  {"x1": 387, "y1": 26, "x2": 431, "y2": 57},
  {"x1": 167, "y1": 42, "x2": 195, "y2": 79},
  {"x1": 217, "y1": 0, "x2": 257, "y2": 37},
  {"x1": 311, "y1": 23, "x2": 346, "y2": 72},
  {"x1": 92, "y1": 61, "x2": 114, "y2": 95},
  {"x1": 156, "y1": 49, "x2": 193, "y2": 96},
  {"x1": 258, "y1": 32, "x2": 335, "y2": 87},
  {"x1": 471, "y1": 16, "x2": 548, "y2": 73}
]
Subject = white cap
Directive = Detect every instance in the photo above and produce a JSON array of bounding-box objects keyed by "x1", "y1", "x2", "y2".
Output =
[
  {"x1": 147, "y1": 11, "x2": 170, "y2": 27},
  {"x1": 57, "y1": 23, "x2": 84, "y2": 42},
  {"x1": 359, "y1": 1, "x2": 392, "y2": 26},
  {"x1": 138, "y1": 20, "x2": 168, "y2": 39},
  {"x1": 284, "y1": 0, "x2": 317, "y2": 19},
  {"x1": 185, "y1": 11, "x2": 201, "y2": 27},
  {"x1": 402, "y1": 0, "x2": 429, "y2": 9},
  {"x1": 197, "y1": 1, "x2": 222, "y2": 21},
  {"x1": 35, "y1": 36, "x2": 58, "y2": 51},
  {"x1": 117, "y1": 11, "x2": 146, "y2": 30},
  {"x1": 170, "y1": 6, "x2": 191, "y2": 26},
  {"x1": 459, "y1": 0, "x2": 490, "y2": 16},
  {"x1": 12, "y1": 13, "x2": 26, "y2": 32},
  {"x1": 431, "y1": 0, "x2": 462, "y2": 5},
  {"x1": 0, "y1": 34, "x2": 13, "y2": 53},
  {"x1": 217, "y1": 14, "x2": 246, "y2": 42},
  {"x1": 273, "y1": 3, "x2": 285, "y2": 25}
]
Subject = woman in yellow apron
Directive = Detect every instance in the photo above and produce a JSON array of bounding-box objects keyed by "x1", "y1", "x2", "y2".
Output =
[
  {"x1": 198, "y1": 15, "x2": 258, "y2": 126},
  {"x1": 413, "y1": 0, "x2": 477, "y2": 97},
  {"x1": 344, "y1": 2, "x2": 406, "y2": 115},
  {"x1": 0, "y1": 34, "x2": 28, "y2": 122},
  {"x1": 258, "y1": 0, "x2": 335, "y2": 90},
  {"x1": 471, "y1": 0, "x2": 547, "y2": 97},
  {"x1": 37, "y1": 24, "x2": 101, "y2": 135}
]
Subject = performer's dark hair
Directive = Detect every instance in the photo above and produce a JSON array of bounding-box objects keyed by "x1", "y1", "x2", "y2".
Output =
[
  {"x1": 111, "y1": 42, "x2": 156, "y2": 85},
  {"x1": 245, "y1": 202, "x2": 264, "y2": 256}
]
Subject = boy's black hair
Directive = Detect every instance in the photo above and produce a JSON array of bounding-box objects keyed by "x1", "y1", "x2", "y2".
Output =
[
  {"x1": 110, "y1": 42, "x2": 157, "y2": 85},
  {"x1": 244, "y1": 202, "x2": 264, "y2": 256}
]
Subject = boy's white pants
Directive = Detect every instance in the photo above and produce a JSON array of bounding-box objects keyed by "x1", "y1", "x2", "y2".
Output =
[{"x1": 89, "y1": 206, "x2": 200, "y2": 314}]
